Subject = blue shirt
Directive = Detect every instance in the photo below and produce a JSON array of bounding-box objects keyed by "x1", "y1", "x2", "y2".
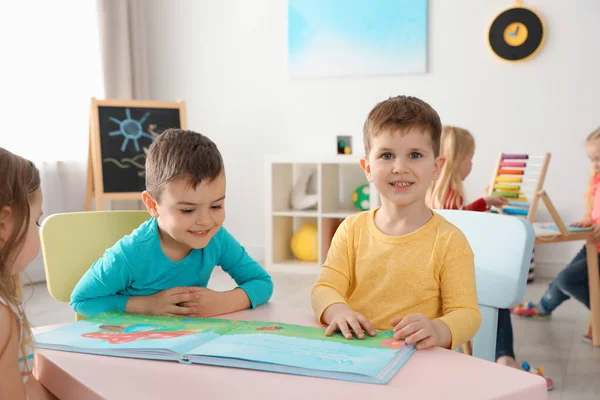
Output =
[{"x1": 70, "y1": 218, "x2": 273, "y2": 316}]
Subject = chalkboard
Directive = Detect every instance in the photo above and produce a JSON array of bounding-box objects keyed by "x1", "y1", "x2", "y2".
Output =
[{"x1": 87, "y1": 98, "x2": 187, "y2": 209}]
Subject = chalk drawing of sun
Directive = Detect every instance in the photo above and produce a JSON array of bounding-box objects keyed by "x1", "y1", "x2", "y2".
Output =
[{"x1": 108, "y1": 108, "x2": 155, "y2": 152}]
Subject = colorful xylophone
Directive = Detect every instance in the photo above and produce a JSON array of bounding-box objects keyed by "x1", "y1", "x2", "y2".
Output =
[{"x1": 488, "y1": 153, "x2": 551, "y2": 222}]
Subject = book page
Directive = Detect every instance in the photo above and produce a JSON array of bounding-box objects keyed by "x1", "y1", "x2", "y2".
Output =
[
  {"x1": 188, "y1": 321, "x2": 406, "y2": 377},
  {"x1": 35, "y1": 311, "x2": 239, "y2": 355}
]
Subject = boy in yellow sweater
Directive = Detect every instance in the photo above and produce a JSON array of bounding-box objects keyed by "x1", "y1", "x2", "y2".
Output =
[{"x1": 311, "y1": 96, "x2": 481, "y2": 351}]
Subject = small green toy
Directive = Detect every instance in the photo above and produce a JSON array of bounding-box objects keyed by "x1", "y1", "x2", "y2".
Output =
[{"x1": 352, "y1": 184, "x2": 370, "y2": 211}]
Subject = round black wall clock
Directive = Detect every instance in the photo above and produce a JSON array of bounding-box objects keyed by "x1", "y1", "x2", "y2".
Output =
[{"x1": 488, "y1": 2, "x2": 545, "y2": 62}]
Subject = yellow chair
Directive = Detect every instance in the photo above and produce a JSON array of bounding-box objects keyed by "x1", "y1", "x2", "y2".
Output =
[{"x1": 40, "y1": 210, "x2": 151, "y2": 320}]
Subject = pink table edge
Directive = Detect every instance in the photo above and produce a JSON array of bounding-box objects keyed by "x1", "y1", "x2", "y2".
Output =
[{"x1": 33, "y1": 303, "x2": 547, "y2": 400}]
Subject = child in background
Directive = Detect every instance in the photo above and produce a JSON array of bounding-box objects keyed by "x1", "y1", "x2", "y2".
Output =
[
  {"x1": 514, "y1": 127, "x2": 600, "y2": 344},
  {"x1": 0, "y1": 148, "x2": 56, "y2": 399},
  {"x1": 426, "y1": 126, "x2": 507, "y2": 211},
  {"x1": 427, "y1": 126, "x2": 553, "y2": 390},
  {"x1": 71, "y1": 129, "x2": 273, "y2": 317},
  {"x1": 312, "y1": 96, "x2": 482, "y2": 352},
  {"x1": 428, "y1": 125, "x2": 539, "y2": 284}
]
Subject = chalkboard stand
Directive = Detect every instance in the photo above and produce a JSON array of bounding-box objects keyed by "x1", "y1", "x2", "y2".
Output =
[{"x1": 86, "y1": 97, "x2": 187, "y2": 210}]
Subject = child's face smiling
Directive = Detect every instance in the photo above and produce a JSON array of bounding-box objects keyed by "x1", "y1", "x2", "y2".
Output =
[
  {"x1": 362, "y1": 128, "x2": 444, "y2": 208},
  {"x1": 150, "y1": 174, "x2": 226, "y2": 260}
]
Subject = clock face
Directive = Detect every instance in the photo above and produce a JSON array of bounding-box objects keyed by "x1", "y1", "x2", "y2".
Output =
[
  {"x1": 503, "y1": 22, "x2": 528, "y2": 47},
  {"x1": 489, "y1": 7, "x2": 544, "y2": 62}
]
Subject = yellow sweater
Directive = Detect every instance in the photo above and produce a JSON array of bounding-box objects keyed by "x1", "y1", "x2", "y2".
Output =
[{"x1": 311, "y1": 209, "x2": 481, "y2": 349}]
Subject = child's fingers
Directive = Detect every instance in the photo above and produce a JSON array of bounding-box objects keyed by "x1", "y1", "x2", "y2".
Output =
[
  {"x1": 357, "y1": 315, "x2": 376, "y2": 336},
  {"x1": 394, "y1": 322, "x2": 421, "y2": 340},
  {"x1": 171, "y1": 293, "x2": 198, "y2": 305},
  {"x1": 390, "y1": 317, "x2": 402, "y2": 327},
  {"x1": 325, "y1": 322, "x2": 338, "y2": 336},
  {"x1": 177, "y1": 301, "x2": 198, "y2": 308},
  {"x1": 187, "y1": 286, "x2": 206, "y2": 293},
  {"x1": 347, "y1": 317, "x2": 365, "y2": 339},
  {"x1": 337, "y1": 320, "x2": 353, "y2": 339},
  {"x1": 404, "y1": 328, "x2": 429, "y2": 345},
  {"x1": 168, "y1": 305, "x2": 197, "y2": 315},
  {"x1": 415, "y1": 336, "x2": 437, "y2": 350},
  {"x1": 393, "y1": 314, "x2": 421, "y2": 332}
]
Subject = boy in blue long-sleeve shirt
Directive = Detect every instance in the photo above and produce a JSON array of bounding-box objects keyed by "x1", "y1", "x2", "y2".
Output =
[{"x1": 71, "y1": 129, "x2": 273, "y2": 317}]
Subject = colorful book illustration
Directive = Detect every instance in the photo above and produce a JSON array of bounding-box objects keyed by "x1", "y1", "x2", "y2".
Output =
[{"x1": 34, "y1": 311, "x2": 415, "y2": 384}]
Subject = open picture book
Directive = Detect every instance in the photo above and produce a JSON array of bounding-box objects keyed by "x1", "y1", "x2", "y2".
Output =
[
  {"x1": 34, "y1": 311, "x2": 415, "y2": 384},
  {"x1": 533, "y1": 222, "x2": 593, "y2": 236}
]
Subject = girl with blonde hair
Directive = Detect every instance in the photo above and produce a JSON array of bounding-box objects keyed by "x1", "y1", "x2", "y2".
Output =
[{"x1": 427, "y1": 125, "x2": 507, "y2": 210}]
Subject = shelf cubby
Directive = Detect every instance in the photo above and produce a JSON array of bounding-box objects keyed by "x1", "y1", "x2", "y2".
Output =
[{"x1": 265, "y1": 155, "x2": 376, "y2": 274}]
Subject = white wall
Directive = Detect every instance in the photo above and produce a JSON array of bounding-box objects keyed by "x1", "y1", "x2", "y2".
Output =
[{"x1": 143, "y1": 0, "x2": 600, "y2": 275}]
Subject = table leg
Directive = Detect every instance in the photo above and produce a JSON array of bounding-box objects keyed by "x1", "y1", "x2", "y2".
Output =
[{"x1": 585, "y1": 240, "x2": 600, "y2": 346}]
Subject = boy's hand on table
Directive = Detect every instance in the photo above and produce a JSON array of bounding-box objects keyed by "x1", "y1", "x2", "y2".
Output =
[
  {"x1": 180, "y1": 287, "x2": 250, "y2": 317},
  {"x1": 322, "y1": 303, "x2": 376, "y2": 340},
  {"x1": 391, "y1": 314, "x2": 451, "y2": 350},
  {"x1": 126, "y1": 287, "x2": 200, "y2": 316}
]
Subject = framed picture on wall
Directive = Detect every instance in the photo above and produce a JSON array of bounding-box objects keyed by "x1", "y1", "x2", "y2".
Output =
[{"x1": 287, "y1": 0, "x2": 428, "y2": 78}]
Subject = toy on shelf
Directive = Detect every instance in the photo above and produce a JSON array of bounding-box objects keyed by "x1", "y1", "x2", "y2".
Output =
[
  {"x1": 353, "y1": 184, "x2": 370, "y2": 211},
  {"x1": 337, "y1": 136, "x2": 352, "y2": 155},
  {"x1": 290, "y1": 223, "x2": 318, "y2": 262},
  {"x1": 487, "y1": 152, "x2": 551, "y2": 222},
  {"x1": 291, "y1": 170, "x2": 318, "y2": 210}
]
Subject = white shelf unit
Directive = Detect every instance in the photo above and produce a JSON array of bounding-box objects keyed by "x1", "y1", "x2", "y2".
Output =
[{"x1": 265, "y1": 155, "x2": 378, "y2": 274}]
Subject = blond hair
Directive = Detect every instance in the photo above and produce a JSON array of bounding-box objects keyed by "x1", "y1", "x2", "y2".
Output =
[
  {"x1": 0, "y1": 147, "x2": 39, "y2": 374},
  {"x1": 426, "y1": 126, "x2": 475, "y2": 209},
  {"x1": 362, "y1": 95, "x2": 442, "y2": 157}
]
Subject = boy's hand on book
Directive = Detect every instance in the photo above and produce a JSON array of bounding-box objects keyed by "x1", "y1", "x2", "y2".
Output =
[
  {"x1": 322, "y1": 303, "x2": 376, "y2": 340},
  {"x1": 391, "y1": 314, "x2": 451, "y2": 350}
]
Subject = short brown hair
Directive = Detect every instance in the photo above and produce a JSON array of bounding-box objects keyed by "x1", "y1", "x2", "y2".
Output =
[
  {"x1": 363, "y1": 95, "x2": 442, "y2": 157},
  {"x1": 145, "y1": 129, "x2": 224, "y2": 201}
]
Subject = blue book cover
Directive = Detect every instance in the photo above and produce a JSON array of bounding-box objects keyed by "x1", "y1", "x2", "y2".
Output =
[{"x1": 34, "y1": 311, "x2": 415, "y2": 384}]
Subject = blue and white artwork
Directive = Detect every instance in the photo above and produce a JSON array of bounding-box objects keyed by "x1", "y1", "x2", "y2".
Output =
[{"x1": 288, "y1": 0, "x2": 428, "y2": 78}]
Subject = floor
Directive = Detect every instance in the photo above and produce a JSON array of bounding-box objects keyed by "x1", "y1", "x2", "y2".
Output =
[{"x1": 24, "y1": 269, "x2": 599, "y2": 399}]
